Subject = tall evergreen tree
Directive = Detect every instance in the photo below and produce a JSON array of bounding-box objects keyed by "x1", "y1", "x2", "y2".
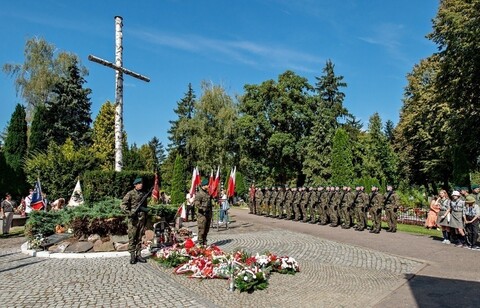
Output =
[
  {"x1": 4, "y1": 104, "x2": 28, "y2": 174},
  {"x1": 148, "y1": 136, "x2": 166, "y2": 173},
  {"x1": 168, "y1": 83, "x2": 197, "y2": 171},
  {"x1": 384, "y1": 120, "x2": 395, "y2": 144},
  {"x1": 171, "y1": 154, "x2": 186, "y2": 204},
  {"x1": 45, "y1": 62, "x2": 92, "y2": 147},
  {"x1": 303, "y1": 60, "x2": 348, "y2": 183},
  {"x1": 91, "y1": 101, "x2": 115, "y2": 170},
  {"x1": 3, "y1": 104, "x2": 28, "y2": 195},
  {"x1": 29, "y1": 104, "x2": 50, "y2": 153},
  {"x1": 330, "y1": 128, "x2": 354, "y2": 186}
]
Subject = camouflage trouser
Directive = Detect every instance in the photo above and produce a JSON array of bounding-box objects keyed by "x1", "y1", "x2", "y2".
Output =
[
  {"x1": 128, "y1": 214, "x2": 147, "y2": 254},
  {"x1": 385, "y1": 207, "x2": 397, "y2": 230},
  {"x1": 255, "y1": 202, "x2": 262, "y2": 215},
  {"x1": 293, "y1": 202, "x2": 302, "y2": 220},
  {"x1": 197, "y1": 210, "x2": 212, "y2": 246},
  {"x1": 369, "y1": 207, "x2": 382, "y2": 231},
  {"x1": 249, "y1": 200, "x2": 255, "y2": 214},
  {"x1": 355, "y1": 206, "x2": 366, "y2": 230},
  {"x1": 274, "y1": 202, "x2": 283, "y2": 217},
  {"x1": 317, "y1": 204, "x2": 328, "y2": 224},
  {"x1": 285, "y1": 202, "x2": 293, "y2": 219},
  {"x1": 299, "y1": 203, "x2": 307, "y2": 221},
  {"x1": 341, "y1": 206, "x2": 352, "y2": 227},
  {"x1": 308, "y1": 203, "x2": 316, "y2": 222},
  {"x1": 329, "y1": 204, "x2": 339, "y2": 225}
]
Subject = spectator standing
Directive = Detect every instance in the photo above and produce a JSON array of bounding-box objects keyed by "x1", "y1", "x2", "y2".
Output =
[
  {"x1": 24, "y1": 188, "x2": 33, "y2": 215},
  {"x1": 449, "y1": 191, "x2": 467, "y2": 247},
  {"x1": 219, "y1": 189, "x2": 230, "y2": 224},
  {"x1": 463, "y1": 195, "x2": 479, "y2": 249},
  {"x1": 425, "y1": 195, "x2": 440, "y2": 229},
  {"x1": 1, "y1": 193, "x2": 16, "y2": 235},
  {"x1": 185, "y1": 191, "x2": 195, "y2": 222},
  {"x1": 436, "y1": 190, "x2": 452, "y2": 243}
]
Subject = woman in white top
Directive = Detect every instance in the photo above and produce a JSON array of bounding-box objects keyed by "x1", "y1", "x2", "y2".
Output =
[{"x1": 219, "y1": 189, "x2": 229, "y2": 224}]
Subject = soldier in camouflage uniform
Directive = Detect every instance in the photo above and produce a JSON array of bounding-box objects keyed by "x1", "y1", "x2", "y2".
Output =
[
  {"x1": 353, "y1": 185, "x2": 368, "y2": 231},
  {"x1": 274, "y1": 186, "x2": 285, "y2": 218},
  {"x1": 340, "y1": 186, "x2": 354, "y2": 229},
  {"x1": 384, "y1": 185, "x2": 400, "y2": 232},
  {"x1": 262, "y1": 187, "x2": 271, "y2": 216},
  {"x1": 284, "y1": 187, "x2": 294, "y2": 220},
  {"x1": 195, "y1": 179, "x2": 213, "y2": 245},
  {"x1": 307, "y1": 187, "x2": 318, "y2": 223},
  {"x1": 293, "y1": 187, "x2": 303, "y2": 221},
  {"x1": 329, "y1": 186, "x2": 341, "y2": 227},
  {"x1": 316, "y1": 186, "x2": 328, "y2": 225},
  {"x1": 254, "y1": 187, "x2": 263, "y2": 216},
  {"x1": 248, "y1": 183, "x2": 256, "y2": 214},
  {"x1": 368, "y1": 185, "x2": 384, "y2": 234},
  {"x1": 121, "y1": 177, "x2": 150, "y2": 264},
  {"x1": 299, "y1": 187, "x2": 310, "y2": 222},
  {"x1": 267, "y1": 187, "x2": 278, "y2": 217}
]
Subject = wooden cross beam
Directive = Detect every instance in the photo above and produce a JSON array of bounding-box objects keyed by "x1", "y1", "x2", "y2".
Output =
[{"x1": 88, "y1": 16, "x2": 150, "y2": 172}]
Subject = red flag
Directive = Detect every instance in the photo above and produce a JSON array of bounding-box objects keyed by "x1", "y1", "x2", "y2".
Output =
[
  {"x1": 213, "y1": 166, "x2": 220, "y2": 198},
  {"x1": 31, "y1": 179, "x2": 44, "y2": 211},
  {"x1": 189, "y1": 167, "x2": 201, "y2": 196},
  {"x1": 227, "y1": 166, "x2": 236, "y2": 198},
  {"x1": 152, "y1": 173, "x2": 160, "y2": 203},
  {"x1": 208, "y1": 169, "x2": 214, "y2": 195}
]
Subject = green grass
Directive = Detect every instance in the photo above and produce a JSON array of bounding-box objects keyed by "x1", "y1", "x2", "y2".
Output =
[
  {"x1": 0, "y1": 226, "x2": 25, "y2": 238},
  {"x1": 370, "y1": 222, "x2": 441, "y2": 237}
]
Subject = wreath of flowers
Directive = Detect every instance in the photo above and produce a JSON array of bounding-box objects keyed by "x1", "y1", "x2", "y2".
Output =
[{"x1": 153, "y1": 241, "x2": 300, "y2": 293}]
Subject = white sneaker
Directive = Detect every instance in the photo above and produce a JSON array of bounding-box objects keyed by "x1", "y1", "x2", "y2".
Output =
[
  {"x1": 445, "y1": 240, "x2": 451, "y2": 244},
  {"x1": 441, "y1": 239, "x2": 446, "y2": 244}
]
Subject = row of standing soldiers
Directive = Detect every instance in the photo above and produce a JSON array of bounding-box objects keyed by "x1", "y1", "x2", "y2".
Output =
[{"x1": 249, "y1": 185, "x2": 400, "y2": 233}]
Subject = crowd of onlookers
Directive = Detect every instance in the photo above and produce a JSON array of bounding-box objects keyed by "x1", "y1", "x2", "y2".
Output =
[
  {"x1": 424, "y1": 186, "x2": 480, "y2": 249},
  {"x1": 1, "y1": 189, "x2": 65, "y2": 235}
]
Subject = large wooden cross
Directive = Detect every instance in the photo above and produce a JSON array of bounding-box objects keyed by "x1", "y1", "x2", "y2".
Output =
[{"x1": 88, "y1": 16, "x2": 150, "y2": 172}]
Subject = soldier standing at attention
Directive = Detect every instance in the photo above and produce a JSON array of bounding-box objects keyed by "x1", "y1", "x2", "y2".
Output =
[
  {"x1": 248, "y1": 183, "x2": 256, "y2": 214},
  {"x1": 384, "y1": 185, "x2": 400, "y2": 232},
  {"x1": 300, "y1": 187, "x2": 311, "y2": 222},
  {"x1": 329, "y1": 186, "x2": 341, "y2": 227},
  {"x1": 308, "y1": 187, "x2": 318, "y2": 224},
  {"x1": 121, "y1": 178, "x2": 150, "y2": 264},
  {"x1": 254, "y1": 187, "x2": 263, "y2": 216},
  {"x1": 268, "y1": 187, "x2": 278, "y2": 217},
  {"x1": 368, "y1": 185, "x2": 384, "y2": 234},
  {"x1": 274, "y1": 186, "x2": 285, "y2": 219},
  {"x1": 263, "y1": 187, "x2": 271, "y2": 216},
  {"x1": 292, "y1": 187, "x2": 302, "y2": 220},
  {"x1": 284, "y1": 187, "x2": 294, "y2": 220},
  {"x1": 354, "y1": 185, "x2": 368, "y2": 231},
  {"x1": 341, "y1": 186, "x2": 354, "y2": 229},
  {"x1": 195, "y1": 178, "x2": 213, "y2": 246},
  {"x1": 316, "y1": 186, "x2": 328, "y2": 225}
]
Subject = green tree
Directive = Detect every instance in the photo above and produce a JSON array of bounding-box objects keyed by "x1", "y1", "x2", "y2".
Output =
[
  {"x1": 168, "y1": 83, "x2": 197, "y2": 171},
  {"x1": 238, "y1": 71, "x2": 314, "y2": 185},
  {"x1": 190, "y1": 81, "x2": 238, "y2": 171},
  {"x1": 384, "y1": 120, "x2": 395, "y2": 144},
  {"x1": 123, "y1": 143, "x2": 146, "y2": 171},
  {"x1": 235, "y1": 171, "x2": 247, "y2": 200},
  {"x1": 91, "y1": 101, "x2": 115, "y2": 170},
  {"x1": 24, "y1": 139, "x2": 98, "y2": 199},
  {"x1": 395, "y1": 55, "x2": 451, "y2": 190},
  {"x1": 29, "y1": 104, "x2": 50, "y2": 153},
  {"x1": 45, "y1": 62, "x2": 92, "y2": 146},
  {"x1": 3, "y1": 37, "x2": 86, "y2": 112},
  {"x1": 148, "y1": 136, "x2": 166, "y2": 173},
  {"x1": 363, "y1": 113, "x2": 398, "y2": 185},
  {"x1": 303, "y1": 60, "x2": 348, "y2": 183},
  {"x1": 428, "y1": 0, "x2": 480, "y2": 172},
  {"x1": 171, "y1": 154, "x2": 186, "y2": 204},
  {"x1": 4, "y1": 104, "x2": 28, "y2": 174},
  {"x1": 330, "y1": 128, "x2": 354, "y2": 186}
]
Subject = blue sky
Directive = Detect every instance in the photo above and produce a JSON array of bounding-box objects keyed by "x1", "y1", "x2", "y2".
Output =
[{"x1": 0, "y1": 0, "x2": 439, "y2": 148}]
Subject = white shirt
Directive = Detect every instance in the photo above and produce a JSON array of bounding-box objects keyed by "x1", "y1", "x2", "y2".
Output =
[
  {"x1": 25, "y1": 194, "x2": 33, "y2": 214},
  {"x1": 186, "y1": 193, "x2": 195, "y2": 205}
]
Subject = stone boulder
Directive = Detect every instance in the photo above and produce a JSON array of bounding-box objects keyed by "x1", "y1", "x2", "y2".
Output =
[
  {"x1": 64, "y1": 241, "x2": 93, "y2": 253},
  {"x1": 48, "y1": 241, "x2": 70, "y2": 253},
  {"x1": 114, "y1": 242, "x2": 129, "y2": 251},
  {"x1": 111, "y1": 235, "x2": 128, "y2": 243},
  {"x1": 93, "y1": 239, "x2": 115, "y2": 252},
  {"x1": 87, "y1": 234, "x2": 101, "y2": 243}
]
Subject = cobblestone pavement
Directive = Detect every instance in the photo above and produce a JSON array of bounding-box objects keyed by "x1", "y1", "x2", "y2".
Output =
[{"x1": 0, "y1": 214, "x2": 425, "y2": 308}]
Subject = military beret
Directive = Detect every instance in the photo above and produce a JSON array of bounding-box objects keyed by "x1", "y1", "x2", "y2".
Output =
[
  {"x1": 472, "y1": 184, "x2": 480, "y2": 190},
  {"x1": 201, "y1": 178, "x2": 209, "y2": 186},
  {"x1": 133, "y1": 177, "x2": 143, "y2": 185},
  {"x1": 460, "y1": 186, "x2": 469, "y2": 191}
]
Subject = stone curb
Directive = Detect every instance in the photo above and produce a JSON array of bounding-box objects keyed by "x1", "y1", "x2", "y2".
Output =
[{"x1": 20, "y1": 242, "x2": 130, "y2": 259}]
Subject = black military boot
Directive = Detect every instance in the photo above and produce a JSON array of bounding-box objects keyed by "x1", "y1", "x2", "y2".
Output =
[
  {"x1": 136, "y1": 254, "x2": 147, "y2": 263},
  {"x1": 130, "y1": 252, "x2": 137, "y2": 264}
]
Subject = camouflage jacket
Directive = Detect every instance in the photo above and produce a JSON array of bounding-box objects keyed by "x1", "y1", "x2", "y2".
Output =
[
  {"x1": 194, "y1": 188, "x2": 212, "y2": 213},
  {"x1": 121, "y1": 189, "x2": 147, "y2": 217},
  {"x1": 275, "y1": 190, "x2": 285, "y2": 205},
  {"x1": 384, "y1": 191, "x2": 399, "y2": 209},
  {"x1": 255, "y1": 190, "x2": 264, "y2": 204},
  {"x1": 368, "y1": 192, "x2": 384, "y2": 209}
]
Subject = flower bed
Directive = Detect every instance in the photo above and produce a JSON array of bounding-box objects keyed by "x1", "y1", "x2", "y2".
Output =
[{"x1": 153, "y1": 242, "x2": 300, "y2": 293}]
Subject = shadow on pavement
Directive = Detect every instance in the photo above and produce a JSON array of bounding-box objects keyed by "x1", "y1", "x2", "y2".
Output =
[
  {"x1": 212, "y1": 239, "x2": 233, "y2": 247},
  {"x1": 407, "y1": 274, "x2": 480, "y2": 308},
  {"x1": 0, "y1": 258, "x2": 46, "y2": 274}
]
